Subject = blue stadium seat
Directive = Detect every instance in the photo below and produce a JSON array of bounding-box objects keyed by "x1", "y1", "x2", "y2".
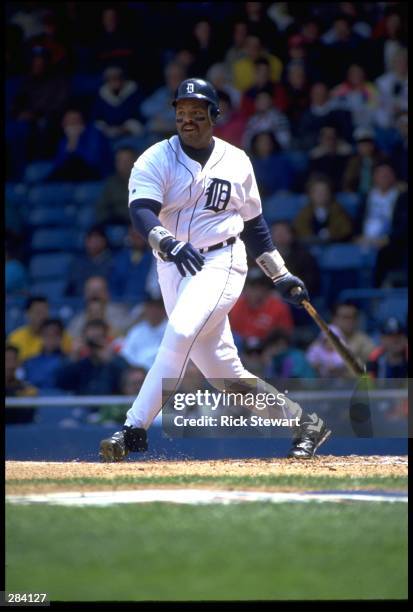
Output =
[
  {"x1": 28, "y1": 183, "x2": 76, "y2": 206},
  {"x1": 262, "y1": 192, "x2": 307, "y2": 224},
  {"x1": 106, "y1": 224, "x2": 128, "y2": 248},
  {"x1": 50, "y1": 298, "x2": 84, "y2": 324},
  {"x1": 319, "y1": 243, "x2": 378, "y2": 305},
  {"x1": 73, "y1": 182, "x2": 105, "y2": 206},
  {"x1": 28, "y1": 205, "x2": 78, "y2": 227},
  {"x1": 5, "y1": 183, "x2": 28, "y2": 205},
  {"x1": 6, "y1": 299, "x2": 26, "y2": 335},
  {"x1": 337, "y1": 288, "x2": 408, "y2": 333},
  {"x1": 29, "y1": 253, "x2": 74, "y2": 281},
  {"x1": 30, "y1": 279, "x2": 67, "y2": 300},
  {"x1": 70, "y1": 73, "x2": 102, "y2": 98},
  {"x1": 31, "y1": 228, "x2": 82, "y2": 252},
  {"x1": 372, "y1": 295, "x2": 408, "y2": 328},
  {"x1": 335, "y1": 192, "x2": 363, "y2": 220},
  {"x1": 23, "y1": 161, "x2": 54, "y2": 184}
]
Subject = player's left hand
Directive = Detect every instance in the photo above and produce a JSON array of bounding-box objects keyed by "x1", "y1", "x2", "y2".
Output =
[
  {"x1": 273, "y1": 273, "x2": 309, "y2": 307},
  {"x1": 160, "y1": 237, "x2": 205, "y2": 276}
]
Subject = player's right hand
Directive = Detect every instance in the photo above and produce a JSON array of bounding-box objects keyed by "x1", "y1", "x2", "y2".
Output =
[{"x1": 160, "y1": 237, "x2": 205, "y2": 276}]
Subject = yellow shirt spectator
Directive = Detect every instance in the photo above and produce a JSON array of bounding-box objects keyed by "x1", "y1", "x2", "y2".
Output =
[
  {"x1": 7, "y1": 296, "x2": 72, "y2": 361},
  {"x1": 232, "y1": 35, "x2": 283, "y2": 92},
  {"x1": 7, "y1": 325, "x2": 72, "y2": 362}
]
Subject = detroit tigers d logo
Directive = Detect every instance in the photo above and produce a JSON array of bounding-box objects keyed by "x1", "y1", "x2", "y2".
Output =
[{"x1": 204, "y1": 178, "x2": 231, "y2": 213}]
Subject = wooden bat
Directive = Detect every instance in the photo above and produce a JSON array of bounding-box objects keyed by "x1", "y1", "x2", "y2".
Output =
[
  {"x1": 292, "y1": 288, "x2": 366, "y2": 377},
  {"x1": 292, "y1": 287, "x2": 372, "y2": 436}
]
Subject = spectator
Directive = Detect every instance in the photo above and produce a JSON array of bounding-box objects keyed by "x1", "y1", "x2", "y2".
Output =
[
  {"x1": 229, "y1": 268, "x2": 294, "y2": 346},
  {"x1": 242, "y1": 89, "x2": 291, "y2": 152},
  {"x1": 206, "y1": 63, "x2": 241, "y2": 110},
  {"x1": 21, "y1": 319, "x2": 67, "y2": 390},
  {"x1": 98, "y1": 365, "x2": 148, "y2": 424},
  {"x1": 306, "y1": 325, "x2": 350, "y2": 378},
  {"x1": 372, "y1": 8, "x2": 407, "y2": 74},
  {"x1": 27, "y1": 10, "x2": 71, "y2": 71},
  {"x1": 330, "y1": 63, "x2": 378, "y2": 129},
  {"x1": 250, "y1": 131, "x2": 295, "y2": 196},
  {"x1": 293, "y1": 174, "x2": 353, "y2": 244},
  {"x1": 261, "y1": 330, "x2": 316, "y2": 379},
  {"x1": 331, "y1": 301, "x2": 376, "y2": 365},
  {"x1": 309, "y1": 125, "x2": 353, "y2": 190},
  {"x1": 94, "y1": 6, "x2": 136, "y2": 73},
  {"x1": 70, "y1": 298, "x2": 120, "y2": 356},
  {"x1": 240, "y1": 58, "x2": 288, "y2": 119},
  {"x1": 67, "y1": 275, "x2": 132, "y2": 340},
  {"x1": 358, "y1": 162, "x2": 405, "y2": 248},
  {"x1": 212, "y1": 90, "x2": 247, "y2": 149},
  {"x1": 374, "y1": 48, "x2": 408, "y2": 130},
  {"x1": 55, "y1": 319, "x2": 128, "y2": 395},
  {"x1": 321, "y1": 14, "x2": 365, "y2": 86},
  {"x1": 110, "y1": 227, "x2": 156, "y2": 302},
  {"x1": 92, "y1": 66, "x2": 144, "y2": 143},
  {"x1": 373, "y1": 190, "x2": 408, "y2": 288},
  {"x1": 46, "y1": 108, "x2": 113, "y2": 182},
  {"x1": 65, "y1": 226, "x2": 113, "y2": 297},
  {"x1": 299, "y1": 17, "x2": 330, "y2": 83},
  {"x1": 224, "y1": 20, "x2": 248, "y2": 71},
  {"x1": 233, "y1": 35, "x2": 283, "y2": 92},
  {"x1": 96, "y1": 147, "x2": 137, "y2": 225},
  {"x1": 10, "y1": 45, "x2": 69, "y2": 145},
  {"x1": 186, "y1": 19, "x2": 222, "y2": 77},
  {"x1": 342, "y1": 127, "x2": 386, "y2": 195},
  {"x1": 140, "y1": 61, "x2": 186, "y2": 139},
  {"x1": 389, "y1": 111, "x2": 408, "y2": 182},
  {"x1": 7, "y1": 296, "x2": 72, "y2": 362},
  {"x1": 296, "y1": 82, "x2": 353, "y2": 150},
  {"x1": 270, "y1": 221, "x2": 320, "y2": 297},
  {"x1": 119, "y1": 297, "x2": 167, "y2": 370},
  {"x1": 282, "y1": 61, "x2": 311, "y2": 129},
  {"x1": 5, "y1": 345, "x2": 38, "y2": 424},
  {"x1": 367, "y1": 318, "x2": 408, "y2": 378},
  {"x1": 241, "y1": 2, "x2": 277, "y2": 51}
]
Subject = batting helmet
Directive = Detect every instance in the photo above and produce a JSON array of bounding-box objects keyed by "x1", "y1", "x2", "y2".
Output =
[{"x1": 172, "y1": 78, "x2": 220, "y2": 122}]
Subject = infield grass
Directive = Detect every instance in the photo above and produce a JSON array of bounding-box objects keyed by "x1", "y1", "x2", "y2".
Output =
[{"x1": 6, "y1": 501, "x2": 407, "y2": 601}]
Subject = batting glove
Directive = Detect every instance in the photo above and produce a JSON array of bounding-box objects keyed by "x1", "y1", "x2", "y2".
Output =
[
  {"x1": 273, "y1": 272, "x2": 309, "y2": 307},
  {"x1": 160, "y1": 237, "x2": 205, "y2": 277}
]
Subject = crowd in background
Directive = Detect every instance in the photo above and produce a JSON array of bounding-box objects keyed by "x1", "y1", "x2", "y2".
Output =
[{"x1": 5, "y1": 2, "x2": 408, "y2": 417}]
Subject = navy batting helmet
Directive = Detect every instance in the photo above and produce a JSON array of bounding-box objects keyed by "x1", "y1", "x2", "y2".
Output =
[{"x1": 172, "y1": 78, "x2": 220, "y2": 122}]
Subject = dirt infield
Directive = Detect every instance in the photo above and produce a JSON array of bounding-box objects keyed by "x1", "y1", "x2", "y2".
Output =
[{"x1": 6, "y1": 455, "x2": 408, "y2": 495}]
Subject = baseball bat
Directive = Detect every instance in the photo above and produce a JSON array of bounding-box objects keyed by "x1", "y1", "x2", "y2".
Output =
[
  {"x1": 292, "y1": 288, "x2": 366, "y2": 377},
  {"x1": 291, "y1": 287, "x2": 372, "y2": 436}
]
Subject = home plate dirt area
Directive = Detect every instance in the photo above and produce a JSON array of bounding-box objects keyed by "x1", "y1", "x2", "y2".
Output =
[{"x1": 6, "y1": 456, "x2": 407, "y2": 506}]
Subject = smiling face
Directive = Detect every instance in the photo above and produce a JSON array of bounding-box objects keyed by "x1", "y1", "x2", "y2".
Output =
[{"x1": 175, "y1": 98, "x2": 214, "y2": 149}]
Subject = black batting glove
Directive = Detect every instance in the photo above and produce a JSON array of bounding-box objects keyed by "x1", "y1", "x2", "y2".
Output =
[
  {"x1": 160, "y1": 237, "x2": 205, "y2": 277},
  {"x1": 273, "y1": 272, "x2": 309, "y2": 307}
]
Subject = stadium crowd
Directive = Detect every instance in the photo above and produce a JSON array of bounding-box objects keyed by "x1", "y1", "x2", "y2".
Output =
[{"x1": 5, "y1": 2, "x2": 408, "y2": 416}]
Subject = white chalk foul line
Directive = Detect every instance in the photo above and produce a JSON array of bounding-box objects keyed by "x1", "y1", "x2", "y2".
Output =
[{"x1": 6, "y1": 489, "x2": 408, "y2": 507}]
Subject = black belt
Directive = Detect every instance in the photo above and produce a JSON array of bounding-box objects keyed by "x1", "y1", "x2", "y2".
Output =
[
  {"x1": 158, "y1": 236, "x2": 238, "y2": 262},
  {"x1": 199, "y1": 236, "x2": 238, "y2": 254}
]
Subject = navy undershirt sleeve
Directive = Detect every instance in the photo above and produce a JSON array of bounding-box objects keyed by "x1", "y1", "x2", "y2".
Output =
[
  {"x1": 129, "y1": 198, "x2": 162, "y2": 240},
  {"x1": 241, "y1": 214, "x2": 275, "y2": 259}
]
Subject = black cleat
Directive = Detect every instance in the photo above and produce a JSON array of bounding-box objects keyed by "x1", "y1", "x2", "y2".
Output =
[
  {"x1": 288, "y1": 413, "x2": 331, "y2": 459},
  {"x1": 99, "y1": 426, "x2": 148, "y2": 462}
]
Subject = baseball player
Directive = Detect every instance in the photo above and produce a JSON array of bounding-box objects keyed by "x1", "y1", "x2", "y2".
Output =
[{"x1": 100, "y1": 78, "x2": 330, "y2": 461}]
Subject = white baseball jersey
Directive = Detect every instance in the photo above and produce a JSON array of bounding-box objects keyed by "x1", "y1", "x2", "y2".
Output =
[
  {"x1": 128, "y1": 135, "x2": 262, "y2": 248},
  {"x1": 124, "y1": 134, "x2": 302, "y2": 432}
]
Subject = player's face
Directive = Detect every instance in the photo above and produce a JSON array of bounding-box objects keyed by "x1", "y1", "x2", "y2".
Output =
[{"x1": 175, "y1": 99, "x2": 213, "y2": 149}]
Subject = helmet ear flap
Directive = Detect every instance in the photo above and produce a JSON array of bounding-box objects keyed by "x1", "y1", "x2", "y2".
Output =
[{"x1": 208, "y1": 104, "x2": 220, "y2": 125}]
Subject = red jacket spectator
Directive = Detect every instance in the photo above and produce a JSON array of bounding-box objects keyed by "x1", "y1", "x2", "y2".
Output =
[{"x1": 230, "y1": 269, "x2": 294, "y2": 343}]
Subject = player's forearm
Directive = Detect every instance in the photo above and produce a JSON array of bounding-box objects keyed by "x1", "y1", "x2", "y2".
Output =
[
  {"x1": 129, "y1": 199, "x2": 164, "y2": 243},
  {"x1": 242, "y1": 214, "x2": 287, "y2": 280}
]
